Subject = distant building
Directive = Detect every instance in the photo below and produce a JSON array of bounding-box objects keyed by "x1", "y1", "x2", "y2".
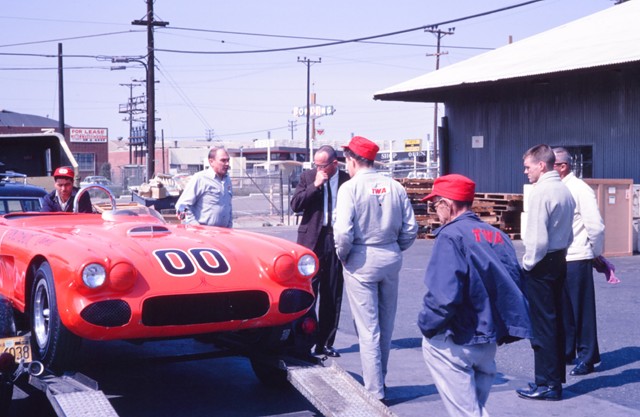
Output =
[{"x1": 375, "y1": 1, "x2": 640, "y2": 193}]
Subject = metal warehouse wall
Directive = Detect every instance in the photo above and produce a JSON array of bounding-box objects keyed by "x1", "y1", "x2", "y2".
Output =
[{"x1": 442, "y1": 63, "x2": 640, "y2": 194}]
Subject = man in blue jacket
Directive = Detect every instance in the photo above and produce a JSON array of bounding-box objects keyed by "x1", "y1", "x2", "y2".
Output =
[
  {"x1": 41, "y1": 166, "x2": 92, "y2": 213},
  {"x1": 419, "y1": 174, "x2": 531, "y2": 417}
]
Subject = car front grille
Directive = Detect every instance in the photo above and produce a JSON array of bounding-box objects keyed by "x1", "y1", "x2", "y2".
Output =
[
  {"x1": 80, "y1": 300, "x2": 132, "y2": 327},
  {"x1": 279, "y1": 289, "x2": 314, "y2": 314},
  {"x1": 141, "y1": 291, "x2": 270, "y2": 326}
]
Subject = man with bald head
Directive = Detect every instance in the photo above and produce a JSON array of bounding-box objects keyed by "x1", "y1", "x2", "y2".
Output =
[{"x1": 553, "y1": 147, "x2": 605, "y2": 377}]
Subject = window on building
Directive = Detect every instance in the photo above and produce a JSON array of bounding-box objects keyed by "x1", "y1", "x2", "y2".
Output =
[
  {"x1": 73, "y1": 153, "x2": 96, "y2": 174},
  {"x1": 558, "y1": 146, "x2": 593, "y2": 179}
]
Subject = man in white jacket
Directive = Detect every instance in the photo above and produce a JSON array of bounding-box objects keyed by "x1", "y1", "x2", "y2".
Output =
[{"x1": 553, "y1": 147, "x2": 605, "y2": 376}]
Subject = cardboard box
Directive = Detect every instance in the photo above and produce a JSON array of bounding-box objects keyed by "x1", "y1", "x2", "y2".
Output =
[{"x1": 151, "y1": 185, "x2": 167, "y2": 199}]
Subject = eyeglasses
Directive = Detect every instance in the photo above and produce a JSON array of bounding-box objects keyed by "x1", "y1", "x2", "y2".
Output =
[
  {"x1": 428, "y1": 199, "x2": 447, "y2": 211},
  {"x1": 553, "y1": 162, "x2": 567, "y2": 167},
  {"x1": 313, "y1": 160, "x2": 335, "y2": 169}
]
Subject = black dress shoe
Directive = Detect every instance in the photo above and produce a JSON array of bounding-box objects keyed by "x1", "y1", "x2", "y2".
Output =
[
  {"x1": 315, "y1": 346, "x2": 340, "y2": 357},
  {"x1": 570, "y1": 361, "x2": 594, "y2": 376},
  {"x1": 516, "y1": 384, "x2": 562, "y2": 401}
]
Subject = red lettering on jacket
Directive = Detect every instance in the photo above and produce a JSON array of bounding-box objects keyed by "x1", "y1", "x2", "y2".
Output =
[
  {"x1": 471, "y1": 228, "x2": 505, "y2": 244},
  {"x1": 371, "y1": 187, "x2": 387, "y2": 195}
]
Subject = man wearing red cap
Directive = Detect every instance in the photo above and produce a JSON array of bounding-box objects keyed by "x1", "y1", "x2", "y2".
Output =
[
  {"x1": 333, "y1": 136, "x2": 418, "y2": 401},
  {"x1": 41, "y1": 166, "x2": 93, "y2": 213},
  {"x1": 419, "y1": 174, "x2": 531, "y2": 417}
]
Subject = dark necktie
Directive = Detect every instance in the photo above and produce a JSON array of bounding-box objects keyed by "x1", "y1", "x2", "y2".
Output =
[{"x1": 327, "y1": 183, "x2": 333, "y2": 227}]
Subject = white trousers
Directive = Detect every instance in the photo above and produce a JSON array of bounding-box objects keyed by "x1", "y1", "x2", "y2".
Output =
[
  {"x1": 422, "y1": 335, "x2": 496, "y2": 417},
  {"x1": 343, "y1": 246, "x2": 402, "y2": 400}
]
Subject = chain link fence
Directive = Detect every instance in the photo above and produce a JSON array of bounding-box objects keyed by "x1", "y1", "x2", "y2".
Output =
[{"x1": 233, "y1": 171, "x2": 300, "y2": 226}]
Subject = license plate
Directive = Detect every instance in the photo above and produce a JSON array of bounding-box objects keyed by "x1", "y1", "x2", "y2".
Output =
[{"x1": 0, "y1": 335, "x2": 31, "y2": 363}]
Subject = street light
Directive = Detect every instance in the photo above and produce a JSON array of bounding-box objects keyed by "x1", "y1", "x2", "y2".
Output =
[{"x1": 112, "y1": 56, "x2": 155, "y2": 181}]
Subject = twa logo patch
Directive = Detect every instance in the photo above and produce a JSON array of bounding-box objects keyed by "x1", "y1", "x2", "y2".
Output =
[{"x1": 370, "y1": 186, "x2": 388, "y2": 195}]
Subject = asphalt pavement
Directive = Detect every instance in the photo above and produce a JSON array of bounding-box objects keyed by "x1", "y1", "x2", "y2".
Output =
[
  {"x1": 238, "y1": 222, "x2": 640, "y2": 417},
  {"x1": 9, "y1": 220, "x2": 640, "y2": 417}
]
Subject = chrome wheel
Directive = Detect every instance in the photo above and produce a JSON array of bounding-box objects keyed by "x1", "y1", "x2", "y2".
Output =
[
  {"x1": 30, "y1": 262, "x2": 81, "y2": 373},
  {"x1": 33, "y1": 278, "x2": 51, "y2": 350}
]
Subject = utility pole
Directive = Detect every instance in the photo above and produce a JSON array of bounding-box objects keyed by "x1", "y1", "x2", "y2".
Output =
[
  {"x1": 118, "y1": 82, "x2": 143, "y2": 164},
  {"x1": 57, "y1": 43, "x2": 65, "y2": 140},
  {"x1": 426, "y1": 26, "x2": 454, "y2": 176},
  {"x1": 132, "y1": 0, "x2": 168, "y2": 180},
  {"x1": 288, "y1": 120, "x2": 297, "y2": 141},
  {"x1": 297, "y1": 57, "x2": 321, "y2": 162}
]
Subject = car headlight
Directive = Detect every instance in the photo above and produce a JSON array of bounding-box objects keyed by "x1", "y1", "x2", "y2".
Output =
[
  {"x1": 109, "y1": 262, "x2": 138, "y2": 291},
  {"x1": 82, "y1": 263, "x2": 107, "y2": 288},
  {"x1": 297, "y1": 254, "x2": 317, "y2": 277},
  {"x1": 274, "y1": 255, "x2": 296, "y2": 283}
]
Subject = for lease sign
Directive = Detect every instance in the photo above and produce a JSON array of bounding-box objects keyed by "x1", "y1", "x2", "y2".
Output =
[{"x1": 70, "y1": 128, "x2": 108, "y2": 143}]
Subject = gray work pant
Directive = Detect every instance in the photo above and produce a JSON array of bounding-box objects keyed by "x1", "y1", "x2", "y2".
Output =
[
  {"x1": 422, "y1": 334, "x2": 496, "y2": 417},
  {"x1": 342, "y1": 244, "x2": 402, "y2": 400}
]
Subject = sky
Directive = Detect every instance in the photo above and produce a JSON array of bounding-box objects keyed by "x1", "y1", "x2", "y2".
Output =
[{"x1": 0, "y1": 0, "x2": 615, "y2": 150}]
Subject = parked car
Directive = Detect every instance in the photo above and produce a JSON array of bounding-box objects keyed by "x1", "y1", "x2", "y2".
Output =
[
  {"x1": 0, "y1": 187, "x2": 318, "y2": 377},
  {"x1": 0, "y1": 172, "x2": 47, "y2": 214},
  {"x1": 80, "y1": 176, "x2": 124, "y2": 198}
]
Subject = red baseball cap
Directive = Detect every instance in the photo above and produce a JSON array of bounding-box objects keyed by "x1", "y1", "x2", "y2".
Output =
[
  {"x1": 421, "y1": 174, "x2": 476, "y2": 203},
  {"x1": 342, "y1": 136, "x2": 379, "y2": 161},
  {"x1": 53, "y1": 166, "x2": 75, "y2": 180}
]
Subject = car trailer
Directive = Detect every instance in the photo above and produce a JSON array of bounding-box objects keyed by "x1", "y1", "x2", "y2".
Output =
[
  {"x1": 1, "y1": 355, "x2": 119, "y2": 417},
  {"x1": 3, "y1": 348, "x2": 396, "y2": 417},
  {"x1": 28, "y1": 370, "x2": 120, "y2": 417},
  {"x1": 287, "y1": 360, "x2": 398, "y2": 417}
]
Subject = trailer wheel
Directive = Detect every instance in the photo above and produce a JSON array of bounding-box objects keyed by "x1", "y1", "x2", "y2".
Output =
[
  {"x1": 30, "y1": 262, "x2": 81, "y2": 373},
  {"x1": 0, "y1": 378, "x2": 12, "y2": 417},
  {"x1": 0, "y1": 297, "x2": 16, "y2": 415}
]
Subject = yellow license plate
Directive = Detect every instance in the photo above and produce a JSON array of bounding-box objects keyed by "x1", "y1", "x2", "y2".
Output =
[{"x1": 0, "y1": 335, "x2": 31, "y2": 363}]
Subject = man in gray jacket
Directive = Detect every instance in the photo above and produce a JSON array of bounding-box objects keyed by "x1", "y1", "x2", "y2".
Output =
[
  {"x1": 517, "y1": 144, "x2": 575, "y2": 401},
  {"x1": 333, "y1": 136, "x2": 417, "y2": 401}
]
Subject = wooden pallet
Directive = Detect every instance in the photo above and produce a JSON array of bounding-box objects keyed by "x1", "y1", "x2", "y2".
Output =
[{"x1": 404, "y1": 184, "x2": 524, "y2": 238}]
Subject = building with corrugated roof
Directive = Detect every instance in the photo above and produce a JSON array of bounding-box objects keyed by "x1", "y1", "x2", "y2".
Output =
[
  {"x1": 374, "y1": 1, "x2": 640, "y2": 193},
  {"x1": 0, "y1": 109, "x2": 109, "y2": 181}
]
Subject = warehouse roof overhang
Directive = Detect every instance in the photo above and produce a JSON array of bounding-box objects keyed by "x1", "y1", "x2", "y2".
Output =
[{"x1": 374, "y1": 1, "x2": 640, "y2": 103}]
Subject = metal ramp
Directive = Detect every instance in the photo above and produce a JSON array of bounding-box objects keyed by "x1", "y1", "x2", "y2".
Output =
[
  {"x1": 28, "y1": 372, "x2": 119, "y2": 417},
  {"x1": 287, "y1": 361, "x2": 398, "y2": 417}
]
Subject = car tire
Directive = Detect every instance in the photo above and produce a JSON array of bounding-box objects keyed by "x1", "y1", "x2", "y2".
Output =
[
  {"x1": 30, "y1": 262, "x2": 81, "y2": 373},
  {"x1": 249, "y1": 357, "x2": 289, "y2": 386}
]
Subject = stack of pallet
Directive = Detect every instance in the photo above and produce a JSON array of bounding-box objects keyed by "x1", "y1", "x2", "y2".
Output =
[
  {"x1": 396, "y1": 178, "x2": 523, "y2": 239},
  {"x1": 473, "y1": 193, "x2": 523, "y2": 240}
]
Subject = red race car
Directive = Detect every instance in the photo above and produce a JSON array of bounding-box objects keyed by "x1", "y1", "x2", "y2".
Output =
[{"x1": 0, "y1": 187, "x2": 318, "y2": 376}]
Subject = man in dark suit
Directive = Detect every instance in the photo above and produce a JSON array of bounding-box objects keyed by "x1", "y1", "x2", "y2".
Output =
[{"x1": 291, "y1": 145, "x2": 350, "y2": 357}]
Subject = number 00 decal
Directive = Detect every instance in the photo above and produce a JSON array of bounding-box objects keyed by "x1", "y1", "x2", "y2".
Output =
[{"x1": 153, "y1": 248, "x2": 231, "y2": 276}]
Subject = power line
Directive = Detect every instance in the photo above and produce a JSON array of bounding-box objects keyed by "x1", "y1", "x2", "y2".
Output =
[
  {"x1": 166, "y1": 26, "x2": 492, "y2": 51},
  {"x1": 156, "y1": 0, "x2": 542, "y2": 55},
  {"x1": 0, "y1": 30, "x2": 142, "y2": 48}
]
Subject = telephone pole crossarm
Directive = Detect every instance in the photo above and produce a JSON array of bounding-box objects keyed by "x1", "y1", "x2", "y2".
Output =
[
  {"x1": 297, "y1": 57, "x2": 321, "y2": 162},
  {"x1": 131, "y1": 0, "x2": 169, "y2": 180},
  {"x1": 425, "y1": 26, "x2": 455, "y2": 177}
]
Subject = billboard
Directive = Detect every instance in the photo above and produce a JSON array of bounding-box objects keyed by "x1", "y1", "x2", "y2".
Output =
[{"x1": 69, "y1": 128, "x2": 108, "y2": 143}]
